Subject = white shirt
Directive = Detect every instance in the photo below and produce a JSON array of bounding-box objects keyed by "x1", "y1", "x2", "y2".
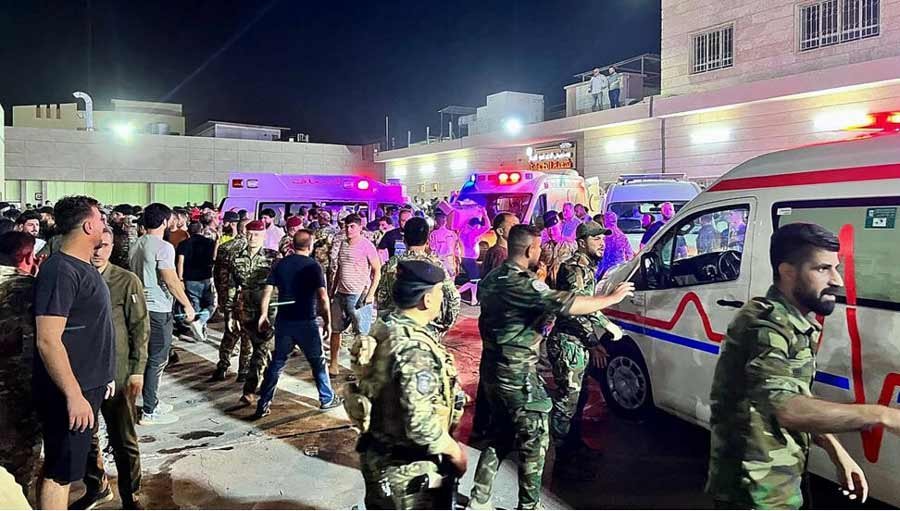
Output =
[
  {"x1": 264, "y1": 224, "x2": 285, "y2": 251},
  {"x1": 589, "y1": 74, "x2": 608, "y2": 94}
]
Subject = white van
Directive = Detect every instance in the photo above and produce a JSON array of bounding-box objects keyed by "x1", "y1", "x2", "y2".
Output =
[
  {"x1": 596, "y1": 132, "x2": 900, "y2": 506},
  {"x1": 601, "y1": 174, "x2": 702, "y2": 250}
]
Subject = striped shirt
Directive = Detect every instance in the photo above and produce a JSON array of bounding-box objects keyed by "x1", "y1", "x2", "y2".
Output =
[{"x1": 335, "y1": 237, "x2": 378, "y2": 295}]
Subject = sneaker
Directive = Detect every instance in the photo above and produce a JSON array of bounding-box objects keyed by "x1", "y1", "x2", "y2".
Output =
[
  {"x1": 139, "y1": 411, "x2": 180, "y2": 426},
  {"x1": 154, "y1": 401, "x2": 174, "y2": 414},
  {"x1": 70, "y1": 484, "x2": 114, "y2": 510},
  {"x1": 188, "y1": 320, "x2": 206, "y2": 342},
  {"x1": 122, "y1": 495, "x2": 144, "y2": 510},
  {"x1": 320, "y1": 396, "x2": 344, "y2": 410},
  {"x1": 253, "y1": 405, "x2": 271, "y2": 420},
  {"x1": 209, "y1": 368, "x2": 227, "y2": 381}
]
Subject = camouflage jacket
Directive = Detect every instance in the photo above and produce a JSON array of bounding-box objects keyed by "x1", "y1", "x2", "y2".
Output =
[
  {"x1": 476, "y1": 261, "x2": 576, "y2": 410},
  {"x1": 706, "y1": 286, "x2": 820, "y2": 509},
  {"x1": 313, "y1": 225, "x2": 341, "y2": 273},
  {"x1": 539, "y1": 237, "x2": 577, "y2": 289},
  {"x1": 363, "y1": 313, "x2": 465, "y2": 454},
  {"x1": 228, "y1": 245, "x2": 279, "y2": 318},
  {"x1": 0, "y1": 266, "x2": 36, "y2": 426},
  {"x1": 110, "y1": 220, "x2": 138, "y2": 270},
  {"x1": 214, "y1": 235, "x2": 247, "y2": 310},
  {"x1": 550, "y1": 252, "x2": 613, "y2": 346},
  {"x1": 375, "y1": 249, "x2": 461, "y2": 337},
  {"x1": 279, "y1": 233, "x2": 295, "y2": 258}
]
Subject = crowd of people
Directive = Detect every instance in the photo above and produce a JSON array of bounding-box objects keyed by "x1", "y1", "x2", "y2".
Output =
[{"x1": 2, "y1": 192, "x2": 865, "y2": 511}]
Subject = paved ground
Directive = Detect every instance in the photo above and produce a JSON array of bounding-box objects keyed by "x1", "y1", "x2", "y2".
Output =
[{"x1": 78, "y1": 305, "x2": 892, "y2": 509}]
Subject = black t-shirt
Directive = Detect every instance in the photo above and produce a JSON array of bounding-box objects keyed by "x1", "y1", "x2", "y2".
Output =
[
  {"x1": 177, "y1": 235, "x2": 216, "y2": 281},
  {"x1": 33, "y1": 252, "x2": 115, "y2": 391},
  {"x1": 377, "y1": 228, "x2": 406, "y2": 258},
  {"x1": 266, "y1": 254, "x2": 325, "y2": 322}
]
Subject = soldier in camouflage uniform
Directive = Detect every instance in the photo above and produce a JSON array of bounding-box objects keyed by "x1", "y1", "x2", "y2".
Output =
[
  {"x1": 212, "y1": 219, "x2": 252, "y2": 381},
  {"x1": 469, "y1": 225, "x2": 633, "y2": 509},
  {"x1": 109, "y1": 204, "x2": 138, "y2": 270},
  {"x1": 376, "y1": 217, "x2": 460, "y2": 338},
  {"x1": 278, "y1": 216, "x2": 304, "y2": 258},
  {"x1": 228, "y1": 220, "x2": 280, "y2": 404},
  {"x1": 707, "y1": 223, "x2": 900, "y2": 509},
  {"x1": 346, "y1": 260, "x2": 467, "y2": 509},
  {"x1": 539, "y1": 210, "x2": 577, "y2": 288},
  {"x1": 312, "y1": 209, "x2": 341, "y2": 288},
  {"x1": 0, "y1": 232, "x2": 41, "y2": 497},
  {"x1": 547, "y1": 221, "x2": 627, "y2": 455}
]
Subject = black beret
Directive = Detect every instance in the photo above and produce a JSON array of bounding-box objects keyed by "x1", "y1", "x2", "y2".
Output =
[
  {"x1": 113, "y1": 204, "x2": 133, "y2": 215},
  {"x1": 223, "y1": 211, "x2": 240, "y2": 223},
  {"x1": 397, "y1": 260, "x2": 445, "y2": 286}
]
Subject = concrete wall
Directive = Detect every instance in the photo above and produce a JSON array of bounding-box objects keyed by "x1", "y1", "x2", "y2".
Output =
[
  {"x1": 661, "y1": 0, "x2": 900, "y2": 96},
  {"x1": 3, "y1": 127, "x2": 378, "y2": 205},
  {"x1": 581, "y1": 118, "x2": 663, "y2": 184},
  {"x1": 385, "y1": 147, "x2": 525, "y2": 200},
  {"x1": 13, "y1": 102, "x2": 187, "y2": 135}
]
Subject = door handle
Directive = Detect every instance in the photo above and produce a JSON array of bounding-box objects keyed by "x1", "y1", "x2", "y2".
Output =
[{"x1": 716, "y1": 299, "x2": 744, "y2": 309}]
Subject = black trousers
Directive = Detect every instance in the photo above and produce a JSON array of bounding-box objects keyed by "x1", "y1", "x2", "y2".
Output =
[{"x1": 84, "y1": 386, "x2": 141, "y2": 504}]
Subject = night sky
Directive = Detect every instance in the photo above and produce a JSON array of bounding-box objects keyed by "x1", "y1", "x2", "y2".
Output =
[{"x1": 1, "y1": 0, "x2": 660, "y2": 145}]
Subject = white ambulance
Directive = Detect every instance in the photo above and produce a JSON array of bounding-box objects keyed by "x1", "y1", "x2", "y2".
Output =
[{"x1": 597, "y1": 122, "x2": 900, "y2": 505}]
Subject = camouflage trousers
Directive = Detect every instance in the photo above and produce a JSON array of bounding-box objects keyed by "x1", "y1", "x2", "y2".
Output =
[
  {"x1": 359, "y1": 449, "x2": 449, "y2": 509},
  {"x1": 0, "y1": 364, "x2": 41, "y2": 496},
  {"x1": 217, "y1": 308, "x2": 252, "y2": 376},
  {"x1": 547, "y1": 333, "x2": 589, "y2": 443},
  {"x1": 239, "y1": 316, "x2": 275, "y2": 396},
  {"x1": 470, "y1": 386, "x2": 550, "y2": 510}
]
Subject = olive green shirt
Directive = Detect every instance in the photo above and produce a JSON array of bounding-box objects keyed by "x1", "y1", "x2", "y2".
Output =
[{"x1": 101, "y1": 263, "x2": 150, "y2": 386}]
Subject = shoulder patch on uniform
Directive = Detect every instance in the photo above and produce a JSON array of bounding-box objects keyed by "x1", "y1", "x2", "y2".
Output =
[
  {"x1": 532, "y1": 280, "x2": 550, "y2": 293},
  {"x1": 416, "y1": 370, "x2": 435, "y2": 395}
]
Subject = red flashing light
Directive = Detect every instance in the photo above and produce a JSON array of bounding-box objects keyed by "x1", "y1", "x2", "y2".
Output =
[
  {"x1": 231, "y1": 179, "x2": 243, "y2": 188},
  {"x1": 357, "y1": 180, "x2": 370, "y2": 190},
  {"x1": 498, "y1": 172, "x2": 509, "y2": 184},
  {"x1": 846, "y1": 111, "x2": 900, "y2": 132},
  {"x1": 509, "y1": 172, "x2": 521, "y2": 184}
]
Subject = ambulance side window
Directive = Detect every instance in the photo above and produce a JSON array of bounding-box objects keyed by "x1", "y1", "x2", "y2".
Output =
[
  {"x1": 640, "y1": 205, "x2": 749, "y2": 290},
  {"x1": 773, "y1": 198, "x2": 900, "y2": 310},
  {"x1": 532, "y1": 194, "x2": 548, "y2": 228}
]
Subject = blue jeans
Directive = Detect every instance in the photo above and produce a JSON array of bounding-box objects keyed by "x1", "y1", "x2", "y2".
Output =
[
  {"x1": 142, "y1": 311, "x2": 173, "y2": 415},
  {"x1": 609, "y1": 88, "x2": 621, "y2": 108},
  {"x1": 185, "y1": 279, "x2": 216, "y2": 327},
  {"x1": 257, "y1": 320, "x2": 335, "y2": 410},
  {"x1": 331, "y1": 292, "x2": 373, "y2": 335}
]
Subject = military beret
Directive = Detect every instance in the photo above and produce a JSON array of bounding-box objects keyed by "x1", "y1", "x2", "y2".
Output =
[
  {"x1": 222, "y1": 211, "x2": 240, "y2": 223},
  {"x1": 113, "y1": 204, "x2": 133, "y2": 215},
  {"x1": 543, "y1": 210, "x2": 560, "y2": 228},
  {"x1": 201, "y1": 201, "x2": 216, "y2": 210},
  {"x1": 397, "y1": 260, "x2": 445, "y2": 286},
  {"x1": 285, "y1": 216, "x2": 303, "y2": 229},
  {"x1": 576, "y1": 220, "x2": 612, "y2": 239},
  {"x1": 246, "y1": 220, "x2": 266, "y2": 232}
]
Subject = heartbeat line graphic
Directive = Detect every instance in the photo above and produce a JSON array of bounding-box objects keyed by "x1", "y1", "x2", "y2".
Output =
[
  {"x1": 835, "y1": 223, "x2": 900, "y2": 463},
  {"x1": 605, "y1": 291, "x2": 725, "y2": 343}
]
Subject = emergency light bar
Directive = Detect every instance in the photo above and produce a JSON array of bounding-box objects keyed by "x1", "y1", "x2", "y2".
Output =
[
  {"x1": 845, "y1": 111, "x2": 900, "y2": 132},
  {"x1": 230, "y1": 179, "x2": 258, "y2": 189}
]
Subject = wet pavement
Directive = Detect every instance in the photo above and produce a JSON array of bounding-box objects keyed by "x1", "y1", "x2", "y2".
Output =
[{"x1": 80, "y1": 305, "x2": 891, "y2": 509}]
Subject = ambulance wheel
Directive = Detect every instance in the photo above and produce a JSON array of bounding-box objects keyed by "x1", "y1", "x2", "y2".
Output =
[{"x1": 595, "y1": 339, "x2": 653, "y2": 419}]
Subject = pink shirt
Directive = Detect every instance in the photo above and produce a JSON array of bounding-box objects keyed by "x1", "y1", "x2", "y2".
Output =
[{"x1": 335, "y1": 236, "x2": 378, "y2": 295}]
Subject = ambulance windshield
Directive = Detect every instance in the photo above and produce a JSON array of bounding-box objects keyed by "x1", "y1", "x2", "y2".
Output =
[{"x1": 458, "y1": 193, "x2": 532, "y2": 220}]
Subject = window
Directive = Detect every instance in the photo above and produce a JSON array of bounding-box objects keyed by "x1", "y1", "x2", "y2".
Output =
[
  {"x1": 258, "y1": 201, "x2": 369, "y2": 225},
  {"x1": 638, "y1": 205, "x2": 749, "y2": 290},
  {"x1": 35, "y1": 105, "x2": 41, "y2": 119},
  {"x1": 691, "y1": 24, "x2": 734, "y2": 74},
  {"x1": 55, "y1": 104, "x2": 61, "y2": 119},
  {"x1": 773, "y1": 197, "x2": 900, "y2": 310},
  {"x1": 799, "y1": 0, "x2": 880, "y2": 51},
  {"x1": 608, "y1": 200, "x2": 691, "y2": 234}
]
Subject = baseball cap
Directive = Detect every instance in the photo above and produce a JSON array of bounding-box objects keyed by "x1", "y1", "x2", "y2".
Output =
[
  {"x1": 543, "y1": 211, "x2": 560, "y2": 229},
  {"x1": 576, "y1": 221, "x2": 612, "y2": 239}
]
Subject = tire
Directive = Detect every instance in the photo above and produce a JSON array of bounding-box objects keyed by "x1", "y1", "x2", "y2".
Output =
[{"x1": 593, "y1": 338, "x2": 654, "y2": 420}]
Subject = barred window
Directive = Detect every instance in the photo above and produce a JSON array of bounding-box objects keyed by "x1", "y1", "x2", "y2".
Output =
[
  {"x1": 691, "y1": 25, "x2": 734, "y2": 74},
  {"x1": 799, "y1": 0, "x2": 880, "y2": 51}
]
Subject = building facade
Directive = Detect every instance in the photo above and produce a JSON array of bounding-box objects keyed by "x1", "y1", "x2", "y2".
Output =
[
  {"x1": 377, "y1": 0, "x2": 900, "y2": 202},
  {"x1": 12, "y1": 99, "x2": 186, "y2": 135},
  {"x1": 3, "y1": 126, "x2": 377, "y2": 206}
]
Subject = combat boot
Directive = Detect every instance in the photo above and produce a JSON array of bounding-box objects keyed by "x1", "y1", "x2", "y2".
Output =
[{"x1": 209, "y1": 368, "x2": 227, "y2": 381}]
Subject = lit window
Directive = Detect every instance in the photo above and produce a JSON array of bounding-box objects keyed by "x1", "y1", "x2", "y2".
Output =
[
  {"x1": 691, "y1": 24, "x2": 734, "y2": 74},
  {"x1": 799, "y1": 0, "x2": 879, "y2": 52}
]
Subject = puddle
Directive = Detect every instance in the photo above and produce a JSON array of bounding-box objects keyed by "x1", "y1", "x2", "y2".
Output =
[
  {"x1": 178, "y1": 430, "x2": 225, "y2": 441},
  {"x1": 158, "y1": 442, "x2": 210, "y2": 454}
]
